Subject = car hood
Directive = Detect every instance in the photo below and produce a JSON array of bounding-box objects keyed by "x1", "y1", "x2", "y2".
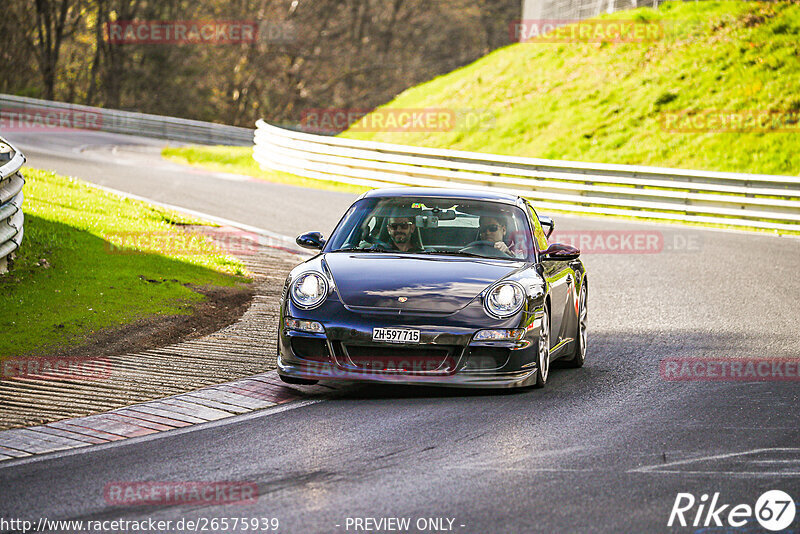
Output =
[{"x1": 324, "y1": 253, "x2": 525, "y2": 314}]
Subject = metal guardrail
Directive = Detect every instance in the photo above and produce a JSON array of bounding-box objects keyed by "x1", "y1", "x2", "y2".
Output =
[
  {"x1": 524, "y1": 0, "x2": 662, "y2": 25},
  {"x1": 0, "y1": 94, "x2": 254, "y2": 146},
  {"x1": 0, "y1": 138, "x2": 25, "y2": 274},
  {"x1": 254, "y1": 120, "x2": 800, "y2": 232}
]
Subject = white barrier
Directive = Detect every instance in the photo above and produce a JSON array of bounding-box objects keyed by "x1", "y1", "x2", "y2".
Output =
[
  {"x1": 0, "y1": 94, "x2": 254, "y2": 146},
  {"x1": 254, "y1": 120, "x2": 800, "y2": 232},
  {"x1": 0, "y1": 138, "x2": 25, "y2": 273}
]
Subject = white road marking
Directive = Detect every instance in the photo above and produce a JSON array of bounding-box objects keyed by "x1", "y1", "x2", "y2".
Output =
[
  {"x1": 633, "y1": 470, "x2": 800, "y2": 477},
  {"x1": 211, "y1": 172, "x2": 254, "y2": 182},
  {"x1": 629, "y1": 447, "x2": 800, "y2": 474},
  {"x1": 447, "y1": 448, "x2": 800, "y2": 477}
]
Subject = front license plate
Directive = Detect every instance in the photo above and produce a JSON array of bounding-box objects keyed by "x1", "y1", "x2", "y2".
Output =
[{"x1": 372, "y1": 328, "x2": 420, "y2": 344}]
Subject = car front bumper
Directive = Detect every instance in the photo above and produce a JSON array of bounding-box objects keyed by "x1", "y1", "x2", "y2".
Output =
[{"x1": 277, "y1": 313, "x2": 544, "y2": 389}]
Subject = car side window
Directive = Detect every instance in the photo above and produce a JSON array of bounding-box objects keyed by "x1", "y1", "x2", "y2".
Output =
[{"x1": 526, "y1": 203, "x2": 549, "y2": 252}]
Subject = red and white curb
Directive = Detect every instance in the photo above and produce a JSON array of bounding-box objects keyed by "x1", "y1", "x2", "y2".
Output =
[{"x1": 0, "y1": 371, "x2": 332, "y2": 462}]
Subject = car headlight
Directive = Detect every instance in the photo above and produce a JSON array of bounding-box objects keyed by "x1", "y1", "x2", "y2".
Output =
[
  {"x1": 473, "y1": 328, "x2": 525, "y2": 341},
  {"x1": 484, "y1": 281, "x2": 525, "y2": 318},
  {"x1": 290, "y1": 272, "x2": 329, "y2": 309},
  {"x1": 284, "y1": 317, "x2": 325, "y2": 333}
]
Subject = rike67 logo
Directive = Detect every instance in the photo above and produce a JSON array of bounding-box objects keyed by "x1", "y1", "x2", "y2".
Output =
[{"x1": 668, "y1": 490, "x2": 796, "y2": 531}]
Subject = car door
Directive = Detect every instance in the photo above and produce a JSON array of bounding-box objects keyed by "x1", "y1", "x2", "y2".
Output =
[{"x1": 526, "y1": 203, "x2": 571, "y2": 354}]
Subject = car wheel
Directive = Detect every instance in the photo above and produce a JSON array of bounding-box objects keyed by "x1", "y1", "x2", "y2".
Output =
[
  {"x1": 561, "y1": 283, "x2": 587, "y2": 368},
  {"x1": 279, "y1": 374, "x2": 319, "y2": 386},
  {"x1": 533, "y1": 307, "x2": 550, "y2": 388}
]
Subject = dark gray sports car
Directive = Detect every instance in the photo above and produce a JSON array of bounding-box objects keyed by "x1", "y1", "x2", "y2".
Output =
[{"x1": 277, "y1": 188, "x2": 587, "y2": 388}]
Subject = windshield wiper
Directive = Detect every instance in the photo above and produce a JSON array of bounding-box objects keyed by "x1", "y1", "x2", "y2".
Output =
[{"x1": 417, "y1": 250, "x2": 490, "y2": 259}]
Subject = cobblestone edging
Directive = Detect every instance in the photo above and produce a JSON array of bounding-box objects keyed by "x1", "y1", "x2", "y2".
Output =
[
  {"x1": 0, "y1": 229, "x2": 314, "y2": 440},
  {"x1": 0, "y1": 370, "x2": 331, "y2": 461}
]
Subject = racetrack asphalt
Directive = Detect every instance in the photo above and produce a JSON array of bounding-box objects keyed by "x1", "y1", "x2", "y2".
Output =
[{"x1": 1, "y1": 131, "x2": 799, "y2": 533}]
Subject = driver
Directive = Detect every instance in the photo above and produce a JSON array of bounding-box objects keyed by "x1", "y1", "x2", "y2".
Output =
[
  {"x1": 386, "y1": 217, "x2": 423, "y2": 252},
  {"x1": 478, "y1": 216, "x2": 513, "y2": 256}
]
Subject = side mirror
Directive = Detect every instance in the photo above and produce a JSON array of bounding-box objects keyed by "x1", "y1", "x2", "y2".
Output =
[
  {"x1": 296, "y1": 231, "x2": 325, "y2": 250},
  {"x1": 538, "y1": 215, "x2": 554, "y2": 238},
  {"x1": 541, "y1": 243, "x2": 580, "y2": 261}
]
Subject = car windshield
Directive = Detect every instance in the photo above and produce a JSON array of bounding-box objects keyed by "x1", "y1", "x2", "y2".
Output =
[{"x1": 326, "y1": 196, "x2": 535, "y2": 260}]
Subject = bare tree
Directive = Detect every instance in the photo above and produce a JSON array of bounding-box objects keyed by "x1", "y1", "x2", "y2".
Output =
[
  {"x1": 1, "y1": 0, "x2": 521, "y2": 128},
  {"x1": 26, "y1": 0, "x2": 85, "y2": 100}
]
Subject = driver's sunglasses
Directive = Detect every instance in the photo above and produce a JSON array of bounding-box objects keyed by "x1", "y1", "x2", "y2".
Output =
[
  {"x1": 388, "y1": 222, "x2": 412, "y2": 230},
  {"x1": 480, "y1": 224, "x2": 500, "y2": 233}
]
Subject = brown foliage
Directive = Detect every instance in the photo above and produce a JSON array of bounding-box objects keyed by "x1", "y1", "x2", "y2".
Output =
[{"x1": 1, "y1": 0, "x2": 519, "y2": 129}]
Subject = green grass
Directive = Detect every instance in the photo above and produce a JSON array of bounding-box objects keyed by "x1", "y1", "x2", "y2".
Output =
[
  {"x1": 0, "y1": 168, "x2": 251, "y2": 358},
  {"x1": 343, "y1": 1, "x2": 800, "y2": 176}
]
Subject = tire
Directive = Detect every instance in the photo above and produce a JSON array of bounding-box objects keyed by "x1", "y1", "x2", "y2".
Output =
[
  {"x1": 279, "y1": 374, "x2": 319, "y2": 386},
  {"x1": 533, "y1": 307, "x2": 550, "y2": 388},
  {"x1": 561, "y1": 283, "x2": 587, "y2": 368}
]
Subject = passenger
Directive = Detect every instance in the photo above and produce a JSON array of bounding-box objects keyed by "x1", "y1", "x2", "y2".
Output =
[{"x1": 478, "y1": 216, "x2": 513, "y2": 256}]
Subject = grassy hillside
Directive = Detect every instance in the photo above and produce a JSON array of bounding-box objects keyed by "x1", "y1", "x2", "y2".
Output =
[
  {"x1": 0, "y1": 169, "x2": 250, "y2": 357},
  {"x1": 342, "y1": 1, "x2": 800, "y2": 176}
]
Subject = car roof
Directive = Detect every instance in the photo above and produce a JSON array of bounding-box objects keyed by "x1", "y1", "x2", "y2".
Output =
[{"x1": 360, "y1": 187, "x2": 522, "y2": 205}]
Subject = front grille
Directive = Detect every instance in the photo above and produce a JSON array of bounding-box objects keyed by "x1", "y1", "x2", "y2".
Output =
[
  {"x1": 290, "y1": 337, "x2": 331, "y2": 362},
  {"x1": 338, "y1": 343, "x2": 457, "y2": 373}
]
